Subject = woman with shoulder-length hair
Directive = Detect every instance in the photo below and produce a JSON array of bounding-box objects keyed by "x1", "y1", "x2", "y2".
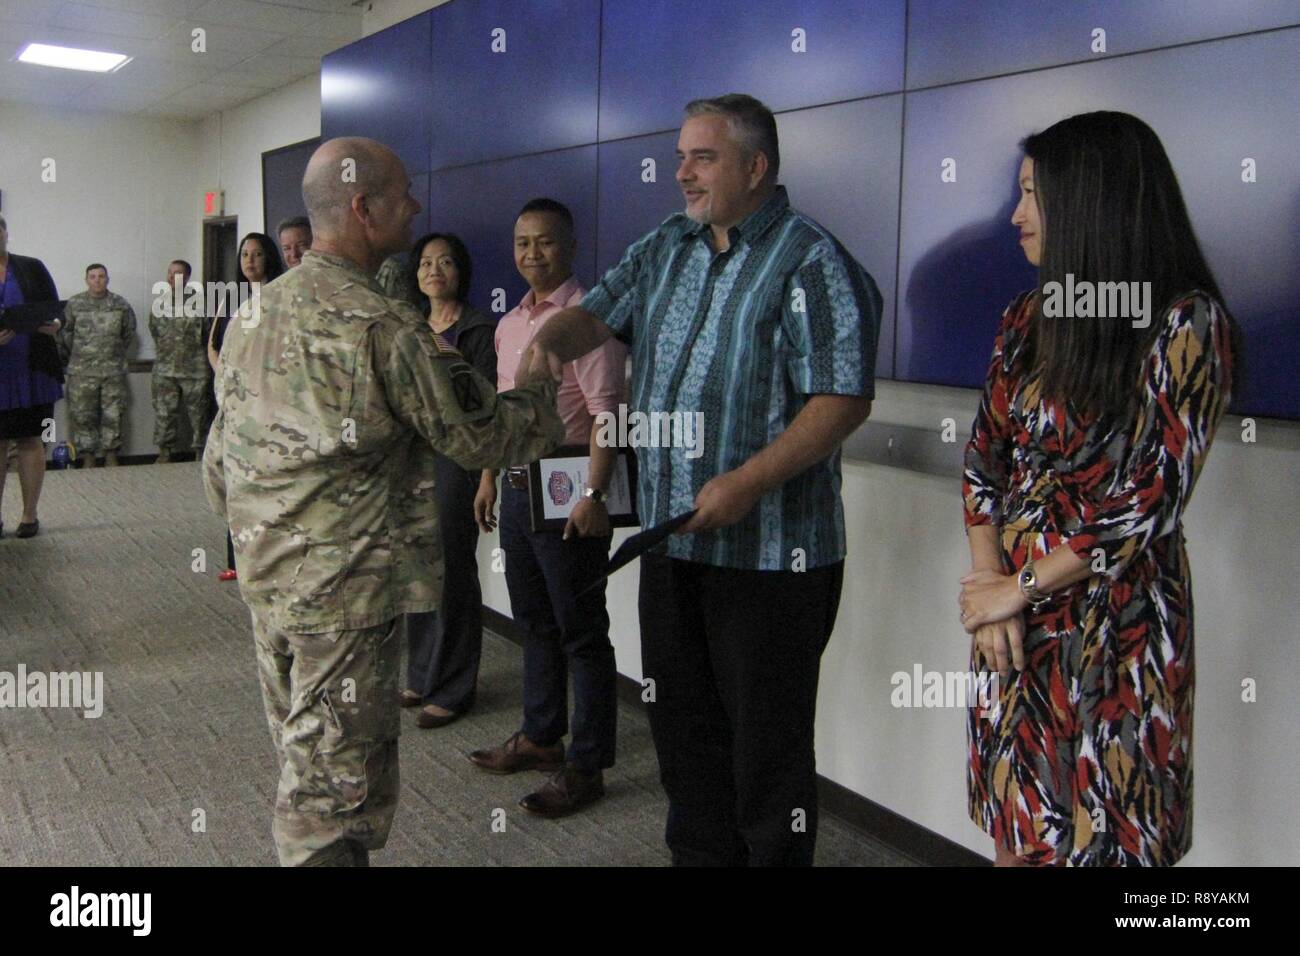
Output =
[
  {"x1": 398, "y1": 231, "x2": 498, "y2": 729},
  {"x1": 206, "y1": 231, "x2": 284, "y2": 581},
  {"x1": 958, "y1": 111, "x2": 1238, "y2": 866}
]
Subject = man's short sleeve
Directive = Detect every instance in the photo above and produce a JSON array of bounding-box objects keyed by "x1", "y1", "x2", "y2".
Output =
[
  {"x1": 579, "y1": 225, "x2": 659, "y2": 346},
  {"x1": 781, "y1": 238, "x2": 882, "y2": 399}
]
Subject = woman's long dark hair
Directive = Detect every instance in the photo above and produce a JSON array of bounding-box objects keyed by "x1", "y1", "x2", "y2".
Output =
[
  {"x1": 237, "y1": 232, "x2": 284, "y2": 286},
  {"x1": 216, "y1": 232, "x2": 285, "y2": 326},
  {"x1": 407, "y1": 232, "x2": 472, "y2": 313},
  {"x1": 1023, "y1": 111, "x2": 1237, "y2": 421}
]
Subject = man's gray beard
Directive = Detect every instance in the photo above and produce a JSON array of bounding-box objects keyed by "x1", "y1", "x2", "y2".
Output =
[{"x1": 684, "y1": 203, "x2": 711, "y2": 225}]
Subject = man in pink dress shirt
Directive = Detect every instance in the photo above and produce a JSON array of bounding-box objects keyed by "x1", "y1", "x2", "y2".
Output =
[{"x1": 468, "y1": 198, "x2": 627, "y2": 817}]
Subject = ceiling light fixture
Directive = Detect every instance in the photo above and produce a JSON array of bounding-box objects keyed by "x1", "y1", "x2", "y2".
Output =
[{"x1": 17, "y1": 42, "x2": 132, "y2": 73}]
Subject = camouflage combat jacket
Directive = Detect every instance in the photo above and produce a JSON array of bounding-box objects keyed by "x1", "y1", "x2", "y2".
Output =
[
  {"x1": 61, "y1": 291, "x2": 136, "y2": 376},
  {"x1": 203, "y1": 249, "x2": 564, "y2": 634},
  {"x1": 149, "y1": 292, "x2": 208, "y2": 378}
]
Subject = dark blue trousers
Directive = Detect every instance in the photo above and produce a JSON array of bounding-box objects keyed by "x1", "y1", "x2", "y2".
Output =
[{"x1": 499, "y1": 483, "x2": 616, "y2": 772}]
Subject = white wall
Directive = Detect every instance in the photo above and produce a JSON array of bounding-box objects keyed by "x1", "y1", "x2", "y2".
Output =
[
  {"x1": 0, "y1": 101, "x2": 201, "y2": 361},
  {"x1": 477, "y1": 378, "x2": 1300, "y2": 866},
  {"x1": 195, "y1": 74, "x2": 322, "y2": 247},
  {"x1": 0, "y1": 100, "x2": 201, "y2": 456},
  {"x1": 2, "y1": 76, "x2": 321, "y2": 458}
]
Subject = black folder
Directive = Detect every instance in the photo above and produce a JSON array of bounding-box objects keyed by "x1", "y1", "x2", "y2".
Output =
[
  {"x1": 0, "y1": 301, "x2": 66, "y2": 335},
  {"x1": 576, "y1": 509, "x2": 697, "y2": 597}
]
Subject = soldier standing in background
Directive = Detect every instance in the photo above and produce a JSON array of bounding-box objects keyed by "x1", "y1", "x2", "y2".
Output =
[
  {"x1": 60, "y1": 263, "x2": 135, "y2": 467},
  {"x1": 203, "y1": 137, "x2": 565, "y2": 867},
  {"x1": 149, "y1": 259, "x2": 208, "y2": 463}
]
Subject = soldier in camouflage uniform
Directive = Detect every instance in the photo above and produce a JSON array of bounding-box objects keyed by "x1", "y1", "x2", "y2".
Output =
[
  {"x1": 60, "y1": 264, "x2": 135, "y2": 466},
  {"x1": 203, "y1": 137, "x2": 565, "y2": 867},
  {"x1": 149, "y1": 260, "x2": 209, "y2": 462},
  {"x1": 374, "y1": 251, "x2": 417, "y2": 304}
]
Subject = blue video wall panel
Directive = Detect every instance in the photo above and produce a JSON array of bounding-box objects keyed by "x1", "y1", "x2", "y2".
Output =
[
  {"x1": 599, "y1": 0, "x2": 905, "y2": 141},
  {"x1": 775, "y1": 98, "x2": 903, "y2": 382},
  {"x1": 428, "y1": 0, "x2": 600, "y2": 169},
  {"x1": 907, "y1": 0, "x2": 1300, "y2": 89},
  {"x1": 896, "y1": 28, "x2": 1300, "y2": 419},
  {"x1": 409, "y1": 171, "x2": 430, "y2": 238},
  {"x1": 320, "y1": 2, "x2": 1298, "y2": 419},
  {"x1": 320, "y1": 12, "x2": 432, "y2": 177},
  {"x1": 424, "y1": 145, "x2": 599, "y2": 317},
  {"x1": 595, "y1": 130, "x2": 682, "y2": 273}
]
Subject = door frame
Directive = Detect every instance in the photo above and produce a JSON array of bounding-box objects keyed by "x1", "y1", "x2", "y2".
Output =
[{"x1": 202, "y1": 215, "x2": 239, "y2": 285}]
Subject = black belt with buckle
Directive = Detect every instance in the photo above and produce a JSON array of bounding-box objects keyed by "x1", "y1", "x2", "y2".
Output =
[{"x1": 505, "y1": 467, "x2": 529, "y2": 491}]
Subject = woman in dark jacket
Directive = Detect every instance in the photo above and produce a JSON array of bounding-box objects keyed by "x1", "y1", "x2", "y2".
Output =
[
  {"x1": 400, "y1": 232, "x2": 498, "y2": 728},
  {"x1": 0, "y1": 215, "x2": 64, "y2": 539},
  {"x1": 206, "y1": 232, "x2": 284, "y2": 580}
]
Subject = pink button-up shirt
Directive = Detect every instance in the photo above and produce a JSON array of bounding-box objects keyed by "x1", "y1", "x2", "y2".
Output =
[{"x1": 496, "y1": 276, "x2": 626, "y2": 447}]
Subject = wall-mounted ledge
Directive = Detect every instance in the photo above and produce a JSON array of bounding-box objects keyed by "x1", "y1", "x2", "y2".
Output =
[{"x1": 842, "y1": 419, "x2": 964, "y2": 478}]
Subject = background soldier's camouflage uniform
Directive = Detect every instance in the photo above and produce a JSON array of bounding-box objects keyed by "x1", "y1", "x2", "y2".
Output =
[
  {"x1": 374, "y1": 253, "x2": 417, "y2": 304},
  {"x1": 149, "y1": 291, "x2": 209, "y2": 453},
  {"x1": 60, "y1": 290, "x2": 136, "y2": 455},
  {"x1": 203, "y1": 249, "x2": 564, "y2": 866}
]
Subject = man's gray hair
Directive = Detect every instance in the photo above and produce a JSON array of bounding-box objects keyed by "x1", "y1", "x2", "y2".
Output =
[
  {"x1": 684, "y1": 93, "x2": 780, "y2": 180},
  {"x1": 276, "y1": 215, "x2": 312, "y2": 238}
]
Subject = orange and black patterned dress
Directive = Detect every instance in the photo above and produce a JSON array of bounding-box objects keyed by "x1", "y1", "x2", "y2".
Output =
[{"x1": 962, "y1": 290, "x2": 1233, "y2": 865}]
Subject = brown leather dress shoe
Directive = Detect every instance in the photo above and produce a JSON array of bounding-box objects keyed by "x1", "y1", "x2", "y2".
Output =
[
  {"x1": 468, "y1": 730, "x2": 564, "y2": 775},
  {"x1": 399, "y1": 690, "x2": 425, "y2": 708},
  {"x1": 519, "y1": 765, "x2": 605, "y2": 818}
]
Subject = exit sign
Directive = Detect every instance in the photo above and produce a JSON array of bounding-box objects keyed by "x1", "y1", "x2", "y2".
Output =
[{"x1": 203, "y1": 189, "x2": 224, "y2": 217}]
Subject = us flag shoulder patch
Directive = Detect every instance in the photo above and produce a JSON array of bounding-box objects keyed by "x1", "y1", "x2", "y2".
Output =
[{"x1": 431, "y1": 332, "x2": 462, "y2": 357}]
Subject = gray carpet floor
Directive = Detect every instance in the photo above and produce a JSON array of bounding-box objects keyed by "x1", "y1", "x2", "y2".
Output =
[{"x1": 0, "y1": 463, "x2": 914, "y2": 866}]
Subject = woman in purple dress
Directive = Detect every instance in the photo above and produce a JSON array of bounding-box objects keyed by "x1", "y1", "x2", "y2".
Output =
[{"x1": 0, "y1": 215, "x2": 64, "y2": 539}]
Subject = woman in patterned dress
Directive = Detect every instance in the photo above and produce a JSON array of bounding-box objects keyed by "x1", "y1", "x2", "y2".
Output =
[{"x1": 958, "y1": 112, "x2": 1238, "y2": 866}]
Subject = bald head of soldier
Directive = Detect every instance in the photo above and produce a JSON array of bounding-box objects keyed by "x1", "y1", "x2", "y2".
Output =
[{"x1": 301, "y1": 137, "x2": 421, "y2": 275}]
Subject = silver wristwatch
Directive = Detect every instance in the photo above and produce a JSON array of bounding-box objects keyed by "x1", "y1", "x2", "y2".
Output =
[
  {"x1": 583, "y1": 487, "x2": 607, "y2": 504},
  {"x1": 1018, "y1": 560, "x2": 1050, "y2": 609}
]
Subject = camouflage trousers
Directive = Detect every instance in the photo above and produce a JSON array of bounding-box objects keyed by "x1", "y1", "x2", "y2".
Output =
[
  {"x1": 250, "y1": 613, "x2": 402, "y2": 867},
  {"x1": 66, "y1": 374, "x2": 127, "y2": 455},
  {"x1": 151, "y1": 374, "x2": 209, "y2": 452}
]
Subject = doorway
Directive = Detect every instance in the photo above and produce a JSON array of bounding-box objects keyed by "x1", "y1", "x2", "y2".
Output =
[
  {"x1": 203, "y1": 216, "x2": 239, "y2": 287},
  {"x1": 199, "y1": 215, "x2": 237, "y2": 440}
]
